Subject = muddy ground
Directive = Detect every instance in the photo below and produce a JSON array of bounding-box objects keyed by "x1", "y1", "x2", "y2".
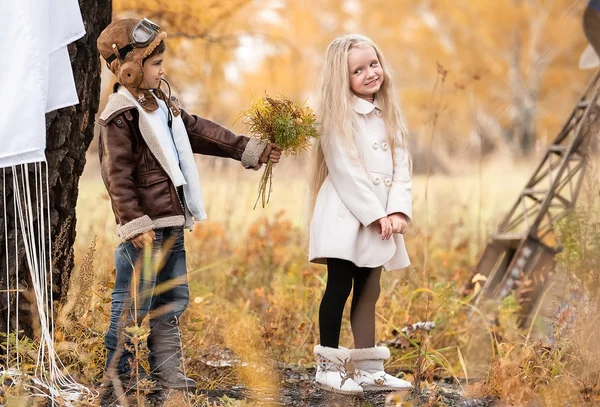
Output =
[{"x1": 98, "y1": 366, "x2": 498, "y2": 407}]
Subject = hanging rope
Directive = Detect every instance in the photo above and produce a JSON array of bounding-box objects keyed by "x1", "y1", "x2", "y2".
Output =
[{"x1": 1, "y1": 162, "x2": 96, "y2": 404}]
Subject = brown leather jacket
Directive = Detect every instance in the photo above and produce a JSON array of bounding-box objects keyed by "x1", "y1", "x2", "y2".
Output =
[{"x1": 98, "y1": 90, "x2": 265, "y2": 241}]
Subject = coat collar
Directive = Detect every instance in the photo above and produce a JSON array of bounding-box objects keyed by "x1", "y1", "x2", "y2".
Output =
[{"x1": 352, "y1": 95, "x2": 382, "y2": 115}]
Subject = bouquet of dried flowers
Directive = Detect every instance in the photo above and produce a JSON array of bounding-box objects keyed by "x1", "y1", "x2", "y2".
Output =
[{"x1": 241, "y1": 95, "x2": 319, "y2": 209}]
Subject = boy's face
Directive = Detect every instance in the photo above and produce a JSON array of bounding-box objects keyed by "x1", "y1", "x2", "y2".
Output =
[{"x1": 142, "y1": 54, "x2": 164, "y2": 89}]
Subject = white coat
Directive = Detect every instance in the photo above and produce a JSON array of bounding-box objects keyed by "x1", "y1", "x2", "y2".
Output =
[{"x1": 309, "y1": 96, "x2": 412, "y2": 271}]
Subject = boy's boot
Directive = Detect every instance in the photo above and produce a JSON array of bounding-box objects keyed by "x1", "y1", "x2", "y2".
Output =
[
  {"x1": 351, "y1": 346, "x2": 412, "y2": 391},
  {"x1": 314, "y1": 345, "x2": 363, "y2": 394},
  {"x1": 148, "y1": 317, "x2": 197, "y2": 391}
]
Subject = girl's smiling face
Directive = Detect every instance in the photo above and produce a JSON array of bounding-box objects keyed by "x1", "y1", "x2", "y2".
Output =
[
  {"x1": 142, "y1": 54, "x2": 164, "y2": 89},
  {"x1": 348, "y1": 45, "x2": 384, "y2": 101}
]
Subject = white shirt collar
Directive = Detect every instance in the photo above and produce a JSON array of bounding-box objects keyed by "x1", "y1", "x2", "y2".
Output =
[{"x1": 352, "y1": 95, "x2": 382, "y2": 115}]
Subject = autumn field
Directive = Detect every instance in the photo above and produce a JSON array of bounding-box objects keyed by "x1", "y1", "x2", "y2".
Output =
[
  {"x1": 17, "y1": 153, "x2": 589, "y2": 407},
  {"x1": 3, "y1": 152, "x2": 600, "y2": 406}
]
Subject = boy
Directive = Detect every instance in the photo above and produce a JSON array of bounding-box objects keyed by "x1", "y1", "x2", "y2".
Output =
[{"x1": 96, "y1": 18, "x2": 281, "y2": 391}]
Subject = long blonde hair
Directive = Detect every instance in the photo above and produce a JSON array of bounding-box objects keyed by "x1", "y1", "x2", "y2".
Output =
[{"x1": 307, "y1": 34, "x2": 411, "y2": 220}]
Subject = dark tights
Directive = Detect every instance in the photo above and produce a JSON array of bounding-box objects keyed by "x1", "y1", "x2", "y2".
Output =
[{"x1": 318, "y1": 258, "x2": 382, "y2": 349}]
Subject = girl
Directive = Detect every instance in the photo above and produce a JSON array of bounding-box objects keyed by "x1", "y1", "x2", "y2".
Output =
[{"x1": 308, "y1": 34, "x2": 413, "y2": 394}]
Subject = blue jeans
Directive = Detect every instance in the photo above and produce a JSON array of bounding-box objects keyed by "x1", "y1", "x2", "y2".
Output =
[{"x1": 104, "y1": 227, "x2": 189, "y2": 375}]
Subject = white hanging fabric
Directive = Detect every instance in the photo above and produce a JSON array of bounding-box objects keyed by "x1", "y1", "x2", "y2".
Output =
[
  {"x1": 0, "y1": 0, "x2": 48, "y2": 167},
  {"x1": 0, "y1": 0, "x2": 85, "y2": 167},
  {"x1": 579, "y1": 43, "x2": 600, "y2": 70},
  {"x1": 1, "y1": 0, "x2": 96, "y2": 403},
  {"x1": 46, "y1": 0, "x2": 85, "y2": 113}
]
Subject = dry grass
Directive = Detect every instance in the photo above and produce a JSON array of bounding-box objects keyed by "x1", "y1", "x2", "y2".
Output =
[{"x1": 4, "y1": 154, "x2": 600, "y2": 406}]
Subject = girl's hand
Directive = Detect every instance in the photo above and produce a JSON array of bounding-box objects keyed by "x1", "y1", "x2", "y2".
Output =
[
  {"x1": 130, "y1": 230, "x2": 156, "y2": 249},
  {"x1": 376, "y1": 217, "x2": 393, "y2": 240},
  {"x1": 259, "y1": 143, "x2": 282, "y2": 164},
  {"x1": 388, "y1": 213, "x2": 408, "y2": 234}
]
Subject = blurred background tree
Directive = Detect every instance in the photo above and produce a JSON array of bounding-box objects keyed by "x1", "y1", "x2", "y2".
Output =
[{"x1": 99, "y1": 0, "x2": 591, "y2": 165}]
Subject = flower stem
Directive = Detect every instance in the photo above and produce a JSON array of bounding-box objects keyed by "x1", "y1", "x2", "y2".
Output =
[{"x1": 253, "y1": 159, "x2": 274, "y2": 210}]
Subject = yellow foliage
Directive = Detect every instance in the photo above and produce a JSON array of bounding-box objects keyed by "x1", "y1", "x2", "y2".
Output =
[{"x1": 106, "y1": 0, "x2": 590, "y2": 158}]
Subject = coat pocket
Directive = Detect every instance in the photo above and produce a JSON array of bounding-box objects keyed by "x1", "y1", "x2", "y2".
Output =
[
  {"x1": 135, "y1": 170, "x2": 169, "y2": 187},
  {"x1": 337, "y1": 199, "x2": 351, "y2": 219},
  {"x1": 322, "y1": 180, "x2": 351, "y2": 219},
  {"x1": 135, "y1": 171, "x2": 176, "y2": 217}
]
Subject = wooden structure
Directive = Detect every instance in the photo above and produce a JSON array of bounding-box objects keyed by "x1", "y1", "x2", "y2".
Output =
[{"x1": 467, "y1": 70, "x2": 600, "y2": 326}]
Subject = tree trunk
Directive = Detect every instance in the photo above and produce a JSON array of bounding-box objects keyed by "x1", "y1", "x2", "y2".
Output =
[
  {"x1": 508, "y1": 37, "x2": 540, "y2": 156},
  {"x1": 0, "y1": 0, "x2": 111, "y2": 339},
  {"x1": 507, "y1": 0, "x2": 552, "y2": 156}
]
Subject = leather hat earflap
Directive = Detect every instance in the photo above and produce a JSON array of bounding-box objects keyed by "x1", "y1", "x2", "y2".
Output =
[{"x1": 118, "y1": 60, "x2": 143, "y2": 88}]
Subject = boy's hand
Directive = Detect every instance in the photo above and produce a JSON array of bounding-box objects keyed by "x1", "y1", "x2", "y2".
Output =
[
  {"x1": 388, "y1": 213, "x2": 408, "y2": 234},
  {"x1": 131, "y1": 230, "x2": 156, "y2": 249},
  {"x1": 259, "y1": 143, "x2": 282, "y2": 164},
  {"x1": 375, "y1": 217, "x2": 393, "y2": 240}
]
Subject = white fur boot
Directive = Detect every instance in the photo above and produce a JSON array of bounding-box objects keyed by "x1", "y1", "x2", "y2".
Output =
[
  {"x1": 314, "y1": 345, "x2": 363, "y2": 395},
  {"x1": 351, "y1": 346, "x2": 412, "y2": 391}
]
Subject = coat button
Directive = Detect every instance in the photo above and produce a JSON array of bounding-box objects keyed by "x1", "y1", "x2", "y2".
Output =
[
  {"x1": 384, "y1": 178, "x2": 392, "y2": 187},
  {"x1": 373, "y1": 177, "x2": 381, "y2": 185},
  {"x1": 375, "y1": 109, "x2": 383, "y2": 117},
  {"x1": 372, "y1": 142, "x2": 378, "y2": 150},
  {"x1": 381, "y1": 142, "x2": 389, "y2": 151}
]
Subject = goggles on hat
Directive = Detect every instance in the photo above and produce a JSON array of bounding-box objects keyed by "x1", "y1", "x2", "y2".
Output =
[
  {"x1": 131, "y1": 18, "x2": 160, "y2": 47},
  {"x1": 105, "y1": 18, "x2": 161, "y2": 66}
]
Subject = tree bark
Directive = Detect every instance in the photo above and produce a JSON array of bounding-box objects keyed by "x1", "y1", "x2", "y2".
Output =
[{"x1": 0, "y1": 0, "x2": 111, "y2": 339}]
